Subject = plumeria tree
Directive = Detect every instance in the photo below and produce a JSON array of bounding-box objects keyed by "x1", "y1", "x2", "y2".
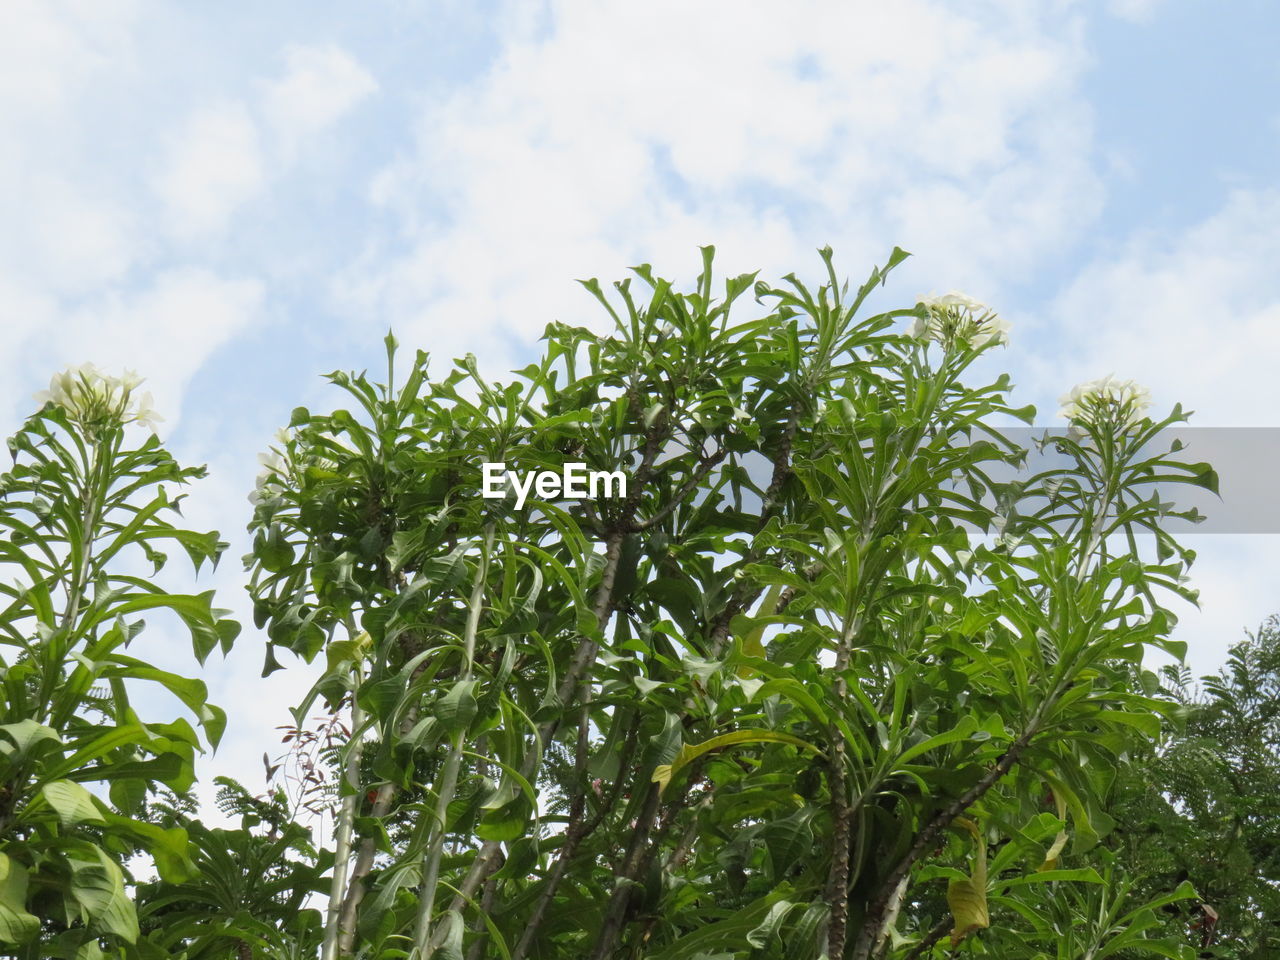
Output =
[
  {"x1": 0, "y1": 366, "x2": 237, "y2": 959},
  {"x1": 245, "y1": 247, "x2": 1217, "y2": 960}
]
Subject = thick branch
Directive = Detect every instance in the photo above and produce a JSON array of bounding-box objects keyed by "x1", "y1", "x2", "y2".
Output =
[
  {"x1": 848, "y1": 728, "x2": 1036, "y2": 960},
  {"x1": 511, "y1": 699, "x2": 592, "y2": 960},
  {"x1": 586, "y1": 782, "x2": 665, "y2": 960},
  {"x1": 413, "y1": 528, "x2": 492, "y2": 956},
  {"x1": 464, "y1": 851, "x2": 505, "y2": 960},
  {"x1": 903, "y1": 915, "x2": 951, "y2": 960}
]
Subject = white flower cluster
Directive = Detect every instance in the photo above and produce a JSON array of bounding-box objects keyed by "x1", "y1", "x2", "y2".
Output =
[
  {"x1": 248, "y1": 428, "x2": 293, "y2": 506},
  {"x1": 34, "y1": 363, "x2": 163, "y2": 433},
  {"x1": 1058, "y1": 374, "x2": 1152, "y2": 428},
  {"x1": 909, "y1": 292, "x2": 1011, "y2": 350}
]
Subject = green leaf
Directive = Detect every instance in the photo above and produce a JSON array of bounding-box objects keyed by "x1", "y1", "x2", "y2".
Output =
[
  {"x1": 436, "y1": 680, "x2": 480, "y2": 735},
  {"x1": 0, "y1": 854, "x2": 38, "y2": 944},
  {"x1": 646, "y1": 886, "x2": 794, "y2": 960},
  {"x1": 255, "y1": 524, "x2": 295, "y2": 573},
  {"x1": 69, "y1": 847, "x2": 139, "y2": 943},
  {"x1": 476, "y1": 794, "x2": 532, "y2": 842},
  {"x1": 653, "y1": 730, "x2": 819, "y2": 795},
  {"x1": 436, "y1": 909, "x2": 466, "y2": 960},
  {"x1": 896, "y1": 714, "x2": 981, "y2": 765},
  {"x1": 997, "y1": 867, "x2": 1104, "y2": 890},
  {"x1": 745, "y1": 899, "x2": 797, "y2": 949},
  {"x1": 947, "y1": 818, "x2": 988, "y2": 946},
  {"x1": 0, "y1": 718, "x2": 60, "y2": 758},
  {"x1": 763, "y1": 808, "x2": 815, "y2": 880},
  {"x1": 41, "y1": 780, "x2": 105, "y2": 827},
  {"x1": 325, "y1": 631, "x2": 371, "y2": 674},
  {"x1": 102, "y1": 814, "x2": 197, "y2": 883}
]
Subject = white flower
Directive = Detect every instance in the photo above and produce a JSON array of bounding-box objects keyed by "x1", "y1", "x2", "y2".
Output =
[
  {"x1": 910, "y1": 291, "x2": 1009, "y2": 350},
  {"x1": 33, "y1": 363, "x2": 162, "y2": 434},
  {"x1": 249, "y1": 447, "x2": 290, "y2": 506},
  {"x1": 968, "y1": 314, "x2": 1012, "y2": 349},
  {"x1": 1058, "y1": 374, "x2": 1152, "y2": 429},
  {"x1": 256, "y1": 449, "x2": 285, "y2": 479},
  {"x1": 923, "y1": 292, "x2": 986, "y2": 313},
  {"x1": 133, "y1": 392, "x2": 165, "y2": 430}
]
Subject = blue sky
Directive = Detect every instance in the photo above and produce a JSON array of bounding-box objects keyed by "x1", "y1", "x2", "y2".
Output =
[{"x1": 5, "y1": 0, "x2": 1279, "y2": 810}]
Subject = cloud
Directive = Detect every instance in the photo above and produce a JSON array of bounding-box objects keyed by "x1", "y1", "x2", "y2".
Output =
[
  {"x1": 0, "y1": 0, "x2": 139, "y2": 118},
  {"x1": 154, "y1": 42, "x2": 376, "y2": 241},
  {"x1": 0, "y1": 3, "x2": 144, "y2": 294},
  {"x1": 0, "y1": 264, "x2": 261, "y2": 436},
  {"x1": 1107, "y1": 0, "x2": 1166, "y2": 23},
  {"x1": 263, "y1": 43, "x2": 379, "y2": 158},
  {"x1": 157, "y1": 101, "x2": 265, "y2": 240},
  {"x1": 340, "y1": 0, "x2": 1100, "y2": 366},
  {"x1": 57, "y1": 268, "x2": 264, "y2": 426},
  {"x1": 1030, "y1": 189, "x2": 1280, "y2": 427},
  {"x1": 0, "y1": 23, "x2": 376, "y2": 431}
]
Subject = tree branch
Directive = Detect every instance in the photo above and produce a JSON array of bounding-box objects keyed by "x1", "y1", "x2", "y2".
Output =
[
  {"x1": 630, "y1": 446, "x2": 726, "y2": 532},
  {"x1": 903, "y1": 915, "x2": 951, "y2": 960},
  {"x1": 849, "y1": 727, "x2": 1037, "y2": 960}
]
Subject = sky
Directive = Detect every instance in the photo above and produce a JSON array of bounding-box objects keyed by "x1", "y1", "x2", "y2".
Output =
[{"x1": 4, "y1": 0, "x2": 1280, "y2": 815}]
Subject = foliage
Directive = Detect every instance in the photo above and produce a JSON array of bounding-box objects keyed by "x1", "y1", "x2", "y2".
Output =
[
  {"x1": 1112, "y1": 617, "x2": 1280, "y2": 958},
  {"x1": 245, "y1": 246, "x2": 1219, "y2": 960},
  {"x1": 0, "y1": 368, "x2": 237, "y2": 958},
  {"x1": 134, "y1": 777, "x2": 327, "y2": 960}
]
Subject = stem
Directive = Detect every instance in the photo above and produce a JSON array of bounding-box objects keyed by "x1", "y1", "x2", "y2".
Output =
[
  {"x1": 464, "y1": 851, "x2": 505, "y2": 960},
  {"x1": 431, "y1": 520, "x2": 638, "y2": 947},
  {"x1": 902, "y1": 915, "x2": 951, "y2": 960},
  {"x1": 630, "y1": 446, "x2": 726, "y2": 532},
  {"x1": 43, "y1": 433, "x2": 108, "y2": 727},
  {"x1": 825, "y1": 614, "x2": 862, "y2": 960},
  {"x1": 321, "y1": 682, "x2": 365, "y2": 960},
  {"x1": 511, "y1": 697, "x2": 591, "y2": 960},
  {"x1": 585, "y1": 445, "x2": 805, "y2": 960},
  {"x1": 337, "y1": 586, "x2": 469, "y2": 950},
  {"x1": 848, "y1": 723, "x2": 1039, "y2": 960},
  {"x1": 586, "y1": 782, "x2": 664, "y2": 960},
  {"x1": 872, "y1": 872, "x2": 911, "y2": 958},
  {"x1": 336, "y1": 781, "x2": 397, "y2": 953},
  {"x1": 413, "y1": 525, "x2": 493, "y2": 958}
]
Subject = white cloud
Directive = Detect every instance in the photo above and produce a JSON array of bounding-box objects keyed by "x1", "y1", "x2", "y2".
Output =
[
  {"x1": 1032, "y1": 189, "x2": 1280, "y2": 427},
  {"x1": 56, "y1": 268, "x2": 263, "y2": 426},
  {"x1": 157, "y1": 101, "x2": 265, "y2": 240},
  {"x1": 263, "y1": 43, "x2": 378, "y2": 157},
  {"x1": 0, "y1": 0, "x2": 1267, "y2": 814},
  {"x1": 1107, "y1": 0, "x2": 1166, "y2": 23},
  {"x1": 0, "y1": 3, "x2": 144, "y2": 294},
  {"x1": 0, "y1": 6, "x2": 372, "y2": 825},
  {"x1": 0, "y1": 0, "x2": 139, "y2": 118},
  {"x1": 341, "y1": 0, "x2": 1100, "y2": 365},
  {"x1": 153, "y1": 42, "x2": 376, "y2": 241},
  {"x1": 21, "y1": 175, "x2": 139, "y2": 293}
]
